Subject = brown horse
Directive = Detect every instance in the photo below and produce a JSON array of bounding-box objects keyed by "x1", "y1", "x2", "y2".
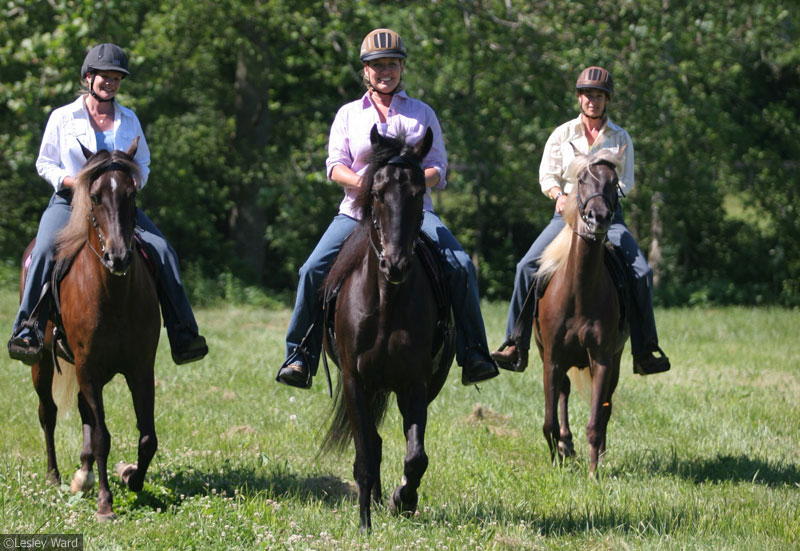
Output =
[
  {"x1": 534, "y1": 146, "x2": 629, "y2": 477},
  {"x1": 23, "y1": 138, "x2": 161, "y2": 520},
  {"x1": 320, "y1": 126, "x2": 455, "y2": 531}
]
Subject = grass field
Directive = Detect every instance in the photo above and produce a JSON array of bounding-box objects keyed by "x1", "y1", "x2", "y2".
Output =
[{"x1": 0, "y1": 286, "x2": 798, "y2": 550}]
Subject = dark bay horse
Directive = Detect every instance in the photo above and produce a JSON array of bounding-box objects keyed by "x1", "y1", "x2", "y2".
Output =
[
  {"x1": 22, "y1": 138, "x2": 161, "y2": 520},
  {"x1": 320, "y1": 126, "x2": 455, "y2": 531},
  {"x1": 534, "y1": 146, "x2": 630, "y2": 477}
]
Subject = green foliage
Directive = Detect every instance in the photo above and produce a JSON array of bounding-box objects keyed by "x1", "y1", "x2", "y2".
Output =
[{"x1": 2, "y1": 0, "x2": 799, "y2": 305}]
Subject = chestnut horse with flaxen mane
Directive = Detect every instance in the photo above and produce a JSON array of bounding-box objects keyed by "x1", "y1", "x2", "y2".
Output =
[
  {"x1": 22, "y1": 138, "x2": 160, "y2": 520},
  {"x1": 534, "y1": 146, "x2": 630, "y2": 477}
]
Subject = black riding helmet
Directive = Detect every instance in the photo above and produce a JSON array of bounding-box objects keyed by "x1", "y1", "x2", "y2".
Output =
[{"x1": 81, "y1": 43, "x2": 130, "y2": 103}]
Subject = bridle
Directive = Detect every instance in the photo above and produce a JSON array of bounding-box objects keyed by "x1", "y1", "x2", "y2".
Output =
[
  {"x1": 85, "y1": 161, "x2": 136, "y2": 274},
  {"x1": 573, "y1": 160, "x2": 624, "y2": 239},
  {"x1": 368, "y1": 154, "x2": 425, "y2": 265}
]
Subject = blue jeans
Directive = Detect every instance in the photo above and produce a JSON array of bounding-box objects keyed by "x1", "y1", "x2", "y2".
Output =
[
  {"x1": 284, "y1": 211, "x2": 492, "y2": 373},
  {"x1": 12, "y1": 191, "x2": 198, "y2": 347},
  {"x1": 503, "y1": 203, "x2": 659, "y2": 355}
]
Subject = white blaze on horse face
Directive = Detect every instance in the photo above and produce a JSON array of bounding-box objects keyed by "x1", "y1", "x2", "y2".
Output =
[{"x1": 109, "y1": 175, "x2": 119, "y2": 193}]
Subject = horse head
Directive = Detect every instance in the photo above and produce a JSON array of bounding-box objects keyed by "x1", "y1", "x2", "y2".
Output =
[
  {"x1": 365, "y1": 125, "x2": 433, "y2": 284},
  {"x1": 566, "y1": 144, "x2": 626, "y2": 240},
  {"x1": 58, "y1": 137, "x2": 141, "y2": 275}
]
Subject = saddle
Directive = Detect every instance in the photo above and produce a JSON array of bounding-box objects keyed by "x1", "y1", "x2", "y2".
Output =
[
  {"x1": 506, "y1": 240, "x2": 630, "y2": 358},
  {"x1": 321, "y1": 232, "x2": 454, "y2": 385}
]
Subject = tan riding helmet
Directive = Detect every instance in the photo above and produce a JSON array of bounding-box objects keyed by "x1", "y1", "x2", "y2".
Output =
[
  {"x1": 360, "y1": 28, "x2": 407, "y2": 62},
  {"x1": 576, "y1": 66, "x2": 614, "y2": 97}
]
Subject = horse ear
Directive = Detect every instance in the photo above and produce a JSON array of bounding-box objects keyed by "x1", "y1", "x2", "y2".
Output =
[
  {"x1": 125, "y1": 136, "x2": 139, "y2": 158},
  {"x1": 414, "y1": 127, "x2": 433, "y2": 160},
  {"x1": 78, "y1": 140, "x2": 93, "y2": 161},
  {"x1": 570, "y1": 142, "x2": 580, "y2": 155},
  {"x1": 370, "y1": 124, "x2": 381, "y2": 147},
  {"x1": 617, "y1": 143, "x2": 628, "y2": 158}
]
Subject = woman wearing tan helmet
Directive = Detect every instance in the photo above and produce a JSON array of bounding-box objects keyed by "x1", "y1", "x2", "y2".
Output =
[
  {"x1": 276, "y1": 28, "x2": 499, "y2": 389},
  {"x1": 492, "y1": 66, "x2": 670, "y2": 376}
]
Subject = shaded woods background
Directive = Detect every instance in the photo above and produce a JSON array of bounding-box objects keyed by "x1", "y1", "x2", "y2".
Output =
[{"x1": 1, "y1": 0, "x2": 798, "y2": 306}]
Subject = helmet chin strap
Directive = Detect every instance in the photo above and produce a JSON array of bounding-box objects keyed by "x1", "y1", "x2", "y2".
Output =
[
  {"x1": 369, "y1": 77, "x2": 402, "y2": 96},
  {"x1": 581, "y1": 106, "x2": 606, "y2": 120},
  {"x1": 88, "y1": 73, "x2": 115, "y2": 103}
]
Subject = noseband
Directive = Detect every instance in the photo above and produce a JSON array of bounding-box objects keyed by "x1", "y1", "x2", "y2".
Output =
[{"x1": 368, "y1": 154, "x2": 425, "y2": 265}]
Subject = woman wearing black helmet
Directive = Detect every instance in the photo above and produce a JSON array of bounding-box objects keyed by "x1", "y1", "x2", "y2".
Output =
[
  {"x1": 492, "y1": 66, "x2": 670, "y2": 376},
  {"x1": 276, "y1": 28, "x2": 498, "y2": 389},
  {"x1": 8, "y1": 43, "x2": 207, "y2": 366}
]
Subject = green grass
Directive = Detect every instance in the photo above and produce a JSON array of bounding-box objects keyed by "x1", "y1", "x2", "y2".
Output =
[{"x1": 1, "y1": 289, "x2": 798, "y2": 550}]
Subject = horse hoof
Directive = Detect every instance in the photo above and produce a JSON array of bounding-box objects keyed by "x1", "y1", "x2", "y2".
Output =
[
  {"x1": 70, "y1": 469, "x2": 95, "y2": 494},
  {"x1": 389, "y1": 486, "x2": 417, "y2": 517},
  {"x1": 114, "y1": 461, "x2": 137, "y2": 482},
  {"x1": 95, "y1": 511, "x2": 117, "y2": 522},
  {"x1": 558, "y1": 440, "x2": 575, "y2": 458}
]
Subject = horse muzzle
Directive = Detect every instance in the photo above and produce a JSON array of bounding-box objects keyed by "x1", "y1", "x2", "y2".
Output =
[
  {"x1": 103, "y1": 247, "x2": 133, "y2": 276},
  {"x1": 380, "y1": 255, "x2": 410, "y2": 285}
]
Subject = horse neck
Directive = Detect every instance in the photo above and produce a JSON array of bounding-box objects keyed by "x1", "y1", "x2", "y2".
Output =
[
  {"x1": 81, "y1": 229, "x2": 136, "y2": 298},
  {"x1": 565, "y1": 230, "x2": 608, "y2": 307}
]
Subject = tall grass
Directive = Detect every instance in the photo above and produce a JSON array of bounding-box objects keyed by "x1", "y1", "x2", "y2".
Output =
[{"x1": 0, "y1": 288, "x2": 798, "y2": 550}]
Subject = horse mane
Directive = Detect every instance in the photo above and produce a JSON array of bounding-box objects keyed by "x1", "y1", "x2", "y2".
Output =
[
  {"x1": 55, "y1": 149, "x2": 141, "y2": 261},
  {"x1": 536, "y1": 148, "x2": 624, "y2": 285},
  {"x1": 323, "y1": 131, "x2": 421, "y2": 295}
]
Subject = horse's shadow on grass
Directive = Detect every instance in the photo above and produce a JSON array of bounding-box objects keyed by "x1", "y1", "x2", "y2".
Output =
[
  {"x1": 112, "y1": 459, "x2": 356, "y2": 514},
  {"x1": 621, "y1": 449, "x2": 800, "y2": 487}
]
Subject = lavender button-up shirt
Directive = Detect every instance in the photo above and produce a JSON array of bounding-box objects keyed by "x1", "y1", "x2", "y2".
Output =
[{"x1": 326, "y1": 90, "x2": 447, "y2": 220}]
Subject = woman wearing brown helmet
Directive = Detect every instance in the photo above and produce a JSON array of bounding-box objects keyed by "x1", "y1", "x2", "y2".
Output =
[
  {"x1": 8, "y1": 43, "x2": 207, "y2": 366},
  {"x1": 276, "y1": 28, "x2": 499, "y2": 389},
  {"x1": 492, "y1": 66, "x2": 670, "y2": 376}
]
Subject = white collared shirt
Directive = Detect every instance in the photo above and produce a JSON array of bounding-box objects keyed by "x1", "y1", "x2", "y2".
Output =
[
  {"x1": 36, "y1": 95, "x2": 151, "y2": 191},
  {"x1": 539, "y1": 114, "x2": 634, "y2": 196}
]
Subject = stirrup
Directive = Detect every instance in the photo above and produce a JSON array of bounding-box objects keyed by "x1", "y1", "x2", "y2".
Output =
[
  {"x1": 276, "y1": 361, "x2": 312, "y2": 389},
  {"x1": 8, "y1": 321, "x2": 43, "y2": 366},
  {"x1": 491, "y1": 338, "x2": 527, "y2": 372}
]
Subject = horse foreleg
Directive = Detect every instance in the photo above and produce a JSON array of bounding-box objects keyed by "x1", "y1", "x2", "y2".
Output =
[
  {"x1": 343, "y1": 374, "x2": 379, "y2": 532},
  {"x1": 558, "y1": 375, "x2": 575, "y2": 459},
  {"x1": 115, "y1": 370, "x2": 157, "y2": 493},
  {"x1": 586, "y1": 362, "x2": 611, "y2": 478},
  {"x1": 542, "y1": 361, "x2": 563, "y2": 465},
  {"x1": 32, "y1": 358, "x2": 60, "y2": 485},
  {"x1": 80, "y1": 381, "x2": 115, "y2": 521},
  {"x1": 597, "y1": 359, "x2": 620, "y2": 461},
  {"x1": 391, "y1": 386, "x2": 428, "y2": 517},
  {"x1": 70, "y1": 392, "x2": 96, "y2": 494}
]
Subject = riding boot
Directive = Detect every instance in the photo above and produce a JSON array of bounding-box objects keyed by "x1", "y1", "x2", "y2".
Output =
[
  {"x1": 277, "y1": 323, "x2": 317, "y2": 389},
  {"x1": 156, "y1": 272, "x2": 207, "y2": 365},
  {"x1": 461, "y1": 347, "x2": 500, "y2": 386},
  {"x1": 491, "y1": 342, "x2": 528, "y2": 372},
  {"x1": 8, "y1": 280, "x2": 53, "y2": 365}
]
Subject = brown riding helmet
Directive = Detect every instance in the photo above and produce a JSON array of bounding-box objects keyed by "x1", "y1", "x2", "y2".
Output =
[
  {"x1": 360, "y1": 28, "x2": 407, "y2": 62},
  {"x1": 576, "y1": 66, "x2": 613, "y2": 97}
]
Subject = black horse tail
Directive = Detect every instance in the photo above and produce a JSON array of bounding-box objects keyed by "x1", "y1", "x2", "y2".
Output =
[{"x1": 319, "y1": 375, "x2": 391, "y2": 455}]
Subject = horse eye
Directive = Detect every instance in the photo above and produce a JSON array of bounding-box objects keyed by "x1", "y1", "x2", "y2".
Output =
[{"x1": 90, "y1": 194, "x2": 101, "y2": 206}]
